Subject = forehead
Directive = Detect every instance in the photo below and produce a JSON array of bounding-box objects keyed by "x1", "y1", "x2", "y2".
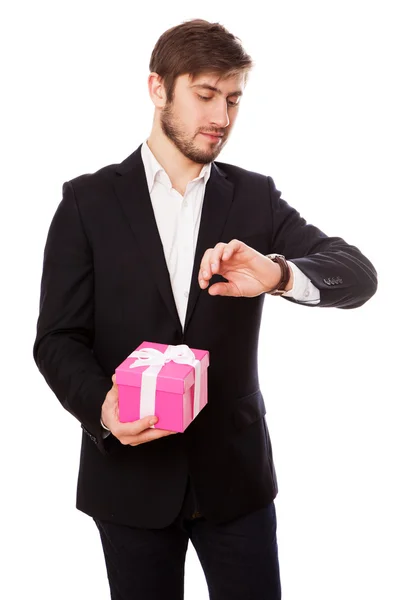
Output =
[{"x1": 180, "y1": 72, "x2": 246, "y2": 95}]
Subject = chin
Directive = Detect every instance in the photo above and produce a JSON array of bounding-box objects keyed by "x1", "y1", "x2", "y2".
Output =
[{"x1": 198, "y1": 148, "x2": 221, "y2": 162}]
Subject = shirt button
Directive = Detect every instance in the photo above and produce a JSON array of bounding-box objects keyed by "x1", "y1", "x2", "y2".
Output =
[
  {"x1": 184, "y1": 291, "x2": 189, "y2": 298},
  {"x1": 305, "y1": 290, "x2": 309, "y2": 297},
  {"x1": 183, "y1": 200, "x2": 188, "y2": 208}
]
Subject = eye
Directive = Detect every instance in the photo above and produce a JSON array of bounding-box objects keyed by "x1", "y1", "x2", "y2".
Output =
[{"x1": 197, "y1": 94, "x2": 240, "y2": 107}]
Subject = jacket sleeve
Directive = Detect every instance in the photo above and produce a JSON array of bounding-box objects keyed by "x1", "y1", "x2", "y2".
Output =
[
  {"x1": 33, "y1": 181, "x2": 113, "y2": 453},
  {"x1": 267, "y1": 176, "x2": 378, "y2": 308}
]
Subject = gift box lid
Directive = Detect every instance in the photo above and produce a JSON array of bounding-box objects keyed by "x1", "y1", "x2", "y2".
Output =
[{"x1": 115, "y1": 341, "x2": 209, "y2": 394}]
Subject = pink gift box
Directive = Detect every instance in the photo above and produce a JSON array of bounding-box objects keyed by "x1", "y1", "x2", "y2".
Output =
[{"x1": 115, "y1": 341, "x2": 209, "y2": 432}]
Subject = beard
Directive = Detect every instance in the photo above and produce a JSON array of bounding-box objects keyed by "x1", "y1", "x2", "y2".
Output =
[{"x1": 160, "y1": 102, "x2": 228, "y2": 164}]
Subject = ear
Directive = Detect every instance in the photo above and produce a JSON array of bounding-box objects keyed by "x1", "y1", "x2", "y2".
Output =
[{"x1": 148, "y1": 72, "x2": 167, "y2": 108}]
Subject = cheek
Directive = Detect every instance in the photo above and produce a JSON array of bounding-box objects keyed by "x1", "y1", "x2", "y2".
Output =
[
  {"x1": 229, "y1": 109, "x2": 239, "y2": 124},
  {"x1": 180, "y1": 103, "x2": 203, "y2": 128}
]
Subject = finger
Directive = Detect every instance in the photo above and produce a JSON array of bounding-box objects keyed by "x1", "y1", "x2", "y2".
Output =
[
  {"x1": 109, "y1": 375, "x2": 118, "y2": 395},
  {"x1": 199, "y1": 241, "x2": 241, "y2": 288},
  {"x1": 128, "y1": 428, "x2": 178, "y2": 446},
  {"x1": 199, "y1": 244, "x2": 227, "y2": 287},
  {"x1": 221, "y1": 239, "x2": 241, "y2": 261},
  {"x1": 199, "y1": 248, "x2": 214, "y2": 288},
  {"x1": 208, "y1": 281, "x2": 238, "y2": 297},
  {"x1": 114, "y1": 415, "x2": 158, "y2": 437},
  {"x1": 105, "y1": 390, "x2": 119, "y2": 413},
  {"x1": 139, "y1": 427, "x2": 178, "y2": 442},
  {"x1": 209, "y1": 243, "x2": 228, "y2": 276}
]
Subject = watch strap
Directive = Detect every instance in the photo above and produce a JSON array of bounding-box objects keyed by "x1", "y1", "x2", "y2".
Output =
[{"x1": 266, "y1": 254, "x2": 291, "y2": 295}]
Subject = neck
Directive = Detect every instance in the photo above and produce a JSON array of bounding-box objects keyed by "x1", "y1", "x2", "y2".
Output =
[{"x1": 146, "y1": 123, "x2": 206, "y2": 194}]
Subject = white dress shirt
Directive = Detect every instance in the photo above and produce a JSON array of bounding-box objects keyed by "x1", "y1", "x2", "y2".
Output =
[{"x1": 141, "y1": 141, "x2": 320, "y2": 329}]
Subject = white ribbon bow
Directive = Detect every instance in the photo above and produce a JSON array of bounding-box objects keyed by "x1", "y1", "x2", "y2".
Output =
[{"x1": 128, "y1": 345, "x2": 202, "y2": 422}]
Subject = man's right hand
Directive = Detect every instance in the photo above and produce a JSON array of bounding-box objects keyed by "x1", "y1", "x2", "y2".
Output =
[{"x1": 101, "y1": 374, "x2": 178, "y2": 446}]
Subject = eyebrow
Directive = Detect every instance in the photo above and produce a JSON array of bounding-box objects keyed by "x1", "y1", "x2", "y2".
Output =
[{"x1": 191, "y1": 83, "x2": 243, "y2": 97}]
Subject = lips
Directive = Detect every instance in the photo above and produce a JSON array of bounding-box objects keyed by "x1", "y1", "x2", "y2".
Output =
[{"x1": 200, "y1": 132, "x2": 223, "y2": 140}]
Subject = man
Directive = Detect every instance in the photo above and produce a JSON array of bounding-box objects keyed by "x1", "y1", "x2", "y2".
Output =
[{"x1": 33, "y1": 18, "x2": 377, "y2": 600}]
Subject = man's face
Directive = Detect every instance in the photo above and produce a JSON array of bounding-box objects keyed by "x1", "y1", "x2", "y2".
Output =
[{"x1": 160, "y1": 72, "x2": 245, "y2": 164}]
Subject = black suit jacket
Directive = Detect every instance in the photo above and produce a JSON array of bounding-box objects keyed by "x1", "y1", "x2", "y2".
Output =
[{"x1": 33, "y1": 145, "x2": 377, "y2": 528}]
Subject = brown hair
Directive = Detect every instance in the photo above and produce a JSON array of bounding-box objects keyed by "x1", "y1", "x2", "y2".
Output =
[{"x1": 149, "y1": 19, "x2": 254, "y2": 102}]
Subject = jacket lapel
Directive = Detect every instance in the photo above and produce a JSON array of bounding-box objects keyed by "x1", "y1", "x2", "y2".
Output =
[
  {"x1": 113, "y1": 146, "x2": 235, "y2": 336},
  {"x1": 184, "y1": 163, "x2": 234, "y2": 332},
  {"x1": 113, "y1": 146, "x2": 182, "y2": 333}
]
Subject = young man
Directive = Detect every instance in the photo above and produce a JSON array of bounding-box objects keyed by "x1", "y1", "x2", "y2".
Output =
[{"x1": 33, "y1": 19, "x2": 377, "y2": 600}]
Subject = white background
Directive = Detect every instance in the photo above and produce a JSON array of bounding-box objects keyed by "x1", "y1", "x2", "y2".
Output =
[{"x1": 1, "y1": 1, "x2": 399, "y2": 599}]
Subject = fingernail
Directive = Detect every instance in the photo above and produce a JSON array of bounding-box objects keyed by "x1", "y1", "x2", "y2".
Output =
[
  {"x1": 202, "y1": 270, "x2": 208, "y2": 278},
  {"x1": 211, "y1": 263, "x2": 216, "y2": 271},
  {"x1": 149, "y1": 417, "x2": 158, "y2": 425}
]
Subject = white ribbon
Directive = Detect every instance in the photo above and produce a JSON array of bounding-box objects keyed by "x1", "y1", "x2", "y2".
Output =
[{"x1": 128, "y1": 345, "x2": 202, "y2": 421}]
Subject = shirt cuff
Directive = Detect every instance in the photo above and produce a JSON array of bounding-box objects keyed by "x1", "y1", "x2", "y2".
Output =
[
  {"x1": 100, "y1": 418, "x2": 111, "y2": 438},
  {"x1": 282, "y1": 261, "x2": 320, "y2": 304}
]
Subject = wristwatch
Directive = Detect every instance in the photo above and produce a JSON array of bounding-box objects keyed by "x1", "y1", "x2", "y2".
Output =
[{"x1": 265, "y1": 254, "x2": 291, "y2": 296}]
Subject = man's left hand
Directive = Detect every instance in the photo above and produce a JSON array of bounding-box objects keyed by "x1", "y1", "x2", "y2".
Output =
[{"x1": 198, "y1": 240, "x2": 292, "y2": 297}]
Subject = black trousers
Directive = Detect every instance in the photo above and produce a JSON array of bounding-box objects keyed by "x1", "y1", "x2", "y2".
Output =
[{"x1": 94, "y1": 478, "x2": 281, "y2": 600}]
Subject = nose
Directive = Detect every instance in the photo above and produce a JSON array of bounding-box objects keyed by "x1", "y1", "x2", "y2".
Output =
[{"x1": 210, "y1": 100, "x2": 230, "y2": 129}]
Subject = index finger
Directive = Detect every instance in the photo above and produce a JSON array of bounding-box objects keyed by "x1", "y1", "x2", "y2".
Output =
[
  {"x1": 132, "y1": 417, "x2": 178, "y2": 437},
  {"x1": 115, "y1": 415, "x2": 159, "y2": 436}
]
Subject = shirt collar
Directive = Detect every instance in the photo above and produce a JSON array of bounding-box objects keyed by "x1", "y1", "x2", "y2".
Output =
[{"x1": 141, "y1": 140, "x2": 212, "y2": 193}]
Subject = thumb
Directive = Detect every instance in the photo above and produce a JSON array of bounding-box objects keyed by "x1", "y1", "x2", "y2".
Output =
[{"x1": 208, "y1": 282, "x2": 235, "y2": 296}]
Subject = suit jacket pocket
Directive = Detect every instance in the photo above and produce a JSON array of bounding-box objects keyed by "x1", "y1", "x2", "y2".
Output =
[{"x1": 233, "y1": 390, "x2": 266, "y2": 431}]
